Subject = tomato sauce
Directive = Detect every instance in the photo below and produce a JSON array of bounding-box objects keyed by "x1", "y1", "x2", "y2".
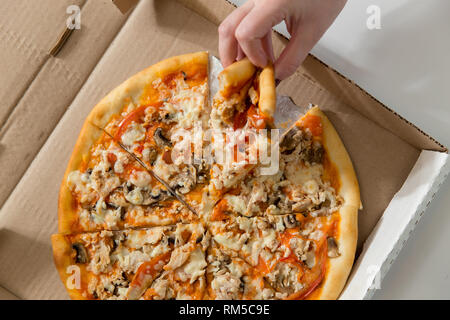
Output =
[{"x1": 299, "y1": 114, "x2": 322, "y2": 137}]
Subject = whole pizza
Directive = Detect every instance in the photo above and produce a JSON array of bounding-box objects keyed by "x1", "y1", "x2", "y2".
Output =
[{"x1": 52, "y1": 51, "x2": 360, "y2": 300}]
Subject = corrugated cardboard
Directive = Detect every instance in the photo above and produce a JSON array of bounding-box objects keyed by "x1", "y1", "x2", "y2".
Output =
[
  {"x1": 0, "y1": 286, "x2": 18, "y2": 300},
  {"x1": 0, "y1": 0, "x2": 447, "y2": 299},
  {"x1": 112, "y1": 0, "x2": 140, "y2": 14},
  {"x1": 0, "y1": 0, "x2": 83, "y2": 126},
  {"x1": 0, "y1": 0, "x2": 129, "y2": 207}
]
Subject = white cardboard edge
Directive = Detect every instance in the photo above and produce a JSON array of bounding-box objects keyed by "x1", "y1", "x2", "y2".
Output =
[{"x1": 340, "y1": 150, "x2": 450, "y2": 299}]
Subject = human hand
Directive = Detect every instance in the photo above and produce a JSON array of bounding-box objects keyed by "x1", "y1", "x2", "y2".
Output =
[{"x1": 218, "y1": 0, "x2": 347, "y2": 80}]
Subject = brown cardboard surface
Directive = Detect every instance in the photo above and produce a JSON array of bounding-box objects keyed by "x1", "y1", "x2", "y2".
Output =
[
  {"x1": 0, "y1": 0, "x2": 445, "y2": 299},
  {"x1": 0, "y1": 0, "x2": 84, "y2": 127},
  {"x1": 0, "y1": 286, "x2": 18, "y2": 300},
  {"x1": 0, "y1": 0, "x2": 129, "y2": 208},
  {"x1": 112, "y1": 0, "x2": 139, "y2": 14}
]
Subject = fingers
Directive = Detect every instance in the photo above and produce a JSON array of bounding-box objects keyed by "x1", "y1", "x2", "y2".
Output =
[
  {"x1": 274, "y1": 0, "x2": 348, "y2": 80},
  {"x1": 218, "y1": 0, "x2": 254, "y2": 67},
  {"x1": 236, "y1": 45, "x2": 245, "y2": 61},
  {"x1": 274, "y1": 30, "x2": 309, "y2": 80},
  {"x1": 219, "y1": 0, "x2": 347, "y2": 79},
  {"x1": 234, "y1": 3, "x2": 284, "y2": 67},
  {"x1": 262, "y1": 32, "x2": 275, "y2": 63},
  {"x1": 219, "y1": 1, "x2": 305, "y2": 79}
]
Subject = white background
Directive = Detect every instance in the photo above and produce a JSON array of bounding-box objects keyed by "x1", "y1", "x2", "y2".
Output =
[{"x1": 232, "y1": 0, "x2": 450, "y2": 299}]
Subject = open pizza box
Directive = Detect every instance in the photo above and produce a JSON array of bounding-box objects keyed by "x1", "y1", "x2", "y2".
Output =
[{"x1": 0, "y1": 0, "x2": 448, "y2": 300}]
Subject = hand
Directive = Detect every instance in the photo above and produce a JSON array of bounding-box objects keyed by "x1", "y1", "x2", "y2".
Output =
[{"x1": 218, "y1": 0, "x2": 347, "y2": 80}]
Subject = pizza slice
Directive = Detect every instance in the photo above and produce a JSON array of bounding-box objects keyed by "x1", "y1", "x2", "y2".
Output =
[
  {"x1": 140, "y1": 224, "x2": 210, "y2": 300},
  {"x1": 51, "y1": 223, "x2": 206, "y2": 300},
  {"x1": 208, "y1": 212, "x2": 335, "y2": 299},
  {"x1": 58, "y1": 52, "x2": 210, "y2": 233},
  {"x1": 204, "y1": 243, "x2": 274, "y2": 300},
  {"x1": 207, "y1": 58, "x2": 276, "y2": 197}
]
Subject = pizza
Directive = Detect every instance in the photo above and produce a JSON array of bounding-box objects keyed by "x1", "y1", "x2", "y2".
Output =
[
  {"x1": 52, "y1": 51, "x2": 360, "y2": 300},
  {"x1": 51, "y1": 223, "x2": 207, "y2": 300}
]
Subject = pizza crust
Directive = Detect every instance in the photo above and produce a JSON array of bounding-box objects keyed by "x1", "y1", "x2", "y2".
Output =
[
  {"x1": 258, "y1": 63, "x2": 276, "y2": 119},
  {"x1": 51, "y1": 234, "x2": 89, "y2": 300},
  {"x1": 58, "y1": 51, "x2": 209, "y2": 234},
  {"x1": 218, "y1": 58, "x2": 275, "y2": 119},
  {"x1": 304, "y1": 106, "x2": 360, "y2": 299},
  {"x1": 218, "y1": 58, "x2": 256, "y2": 94}
]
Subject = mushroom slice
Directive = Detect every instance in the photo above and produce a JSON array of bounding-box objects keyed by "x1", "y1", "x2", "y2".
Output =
[
  {"x1": 194, "y1": 159, "x2": 210, "y2": 184},
  {"x1": 304, "y1": 250, "x2": 316, "y2": 269},
  {"x1": 72, "y1": 243, "x2": 88, "y2": 264},
  {"x1": 280, "y1": 126, "x2": 302, "y2": 153},
  {"x1": 327, "y1": 237, "x2": 340, "y2": 258},
  {"x1": 142, "y1": 147, "x2": 158, "y2": 165},
  {"x1": 125, "y1": 188, "x2": 144, "y2": 205},
  {"x1": 305, "y1": 141, "x2": 324, "y2": 164},
  {"x1": 141, "y1": 187, "x2": 171, "y2": 206},
  {"x1": 272, "y1": 194, "x2": 293, "y2": 215},
  {"x1": 170, "y1": 165, "x2": 197, "y2": 194},
  {"x1": 283, "y1": 214, "x2": 298, "y2": 228},
  {"x1": 108, "y1": 187, "x2": 129, "y2": 208},
  {"x1": 153, "y1": 127, "x2": 172, "y2": 147}
]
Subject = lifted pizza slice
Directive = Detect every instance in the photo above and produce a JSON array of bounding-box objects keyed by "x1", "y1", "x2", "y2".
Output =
[{"x1": 207, "y1": 58, "x2": 276, "y2": 198}]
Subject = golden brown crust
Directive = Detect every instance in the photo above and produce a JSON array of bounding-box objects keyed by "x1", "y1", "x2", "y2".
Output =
[
  {"x1": 51, "y1": 234, "x2": 89, "y2": 300},
  {"x1": 218, "y1": 59, "x2": 275, "y2": 119},
  {"x1": 307, "y1": 106, "x2": 361, "y2": 208},
  {"x1": 58, "y1": 51, "x2": 209, "y2": 234},
  {"x1": 304, "y1": 106, "x2": 360, "y2": 299},
  {"x1": 258, "y1": 63, "x2": 276, "y2": 119},
  {"x1": 320, "y1": 205, "x2": 358, "y2": 299},
  {"x1": 218, "y1": 58, "x2": 256, "y2": 94}
]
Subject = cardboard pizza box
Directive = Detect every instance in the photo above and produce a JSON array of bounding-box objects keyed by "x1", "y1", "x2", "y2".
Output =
[
  {"x1": 0, "y1": 0, "x2": 129, "y2": 208},
  {"x1": 0, "y1": 0, "x2": 447, "y2": 299}
]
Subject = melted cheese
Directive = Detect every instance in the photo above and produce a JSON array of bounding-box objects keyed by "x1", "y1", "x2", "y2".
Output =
[
  {"x1": 160, "y1": 80, "x2": 207, "y2": 129},
  {"x1": 126, "y1": 228, "x2": 164, "y2": 249},
  {"x1": 214, "y1": 232, "x2": 243, "y2": 251},
  {"x1": 224, "y1": 195, "x2": 247, "y2": 216},
  {"x1": 285, "y1": 160, "x2": 323, "y2": 186},
  {"x1": 152, "y1": 155, "x2": 179, "y2": 181},
  {"x1": 182, "y1": 247, "x2": 207, "y2": 283},
  {"x1": 129, "y1": 170, "x2": 152, "y2": 188},
  {"x1": 121, "y1": 122, "x2": 145, "y2": 146}
]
